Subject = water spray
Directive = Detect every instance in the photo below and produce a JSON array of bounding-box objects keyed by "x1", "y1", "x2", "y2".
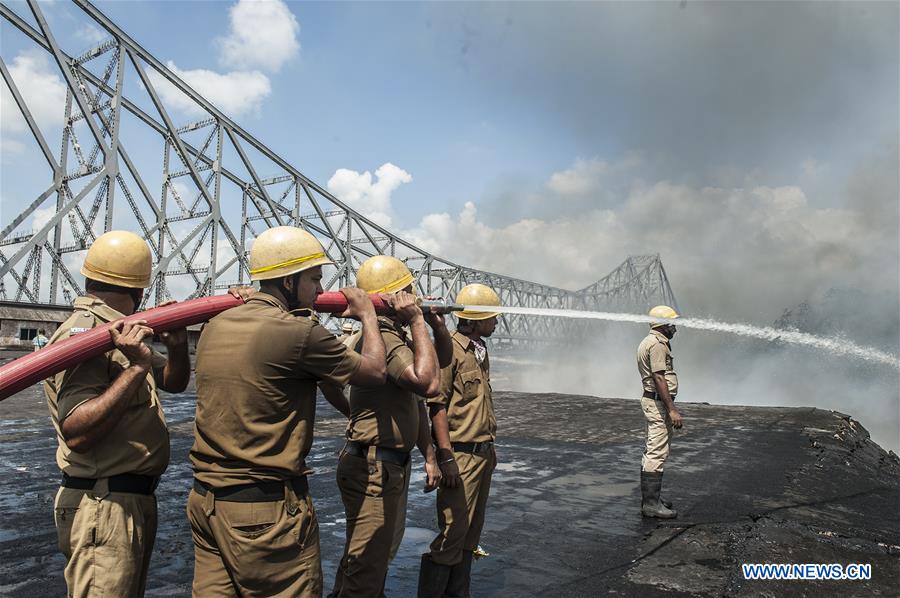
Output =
[{"x1": 461, "y1": 304, "x2": 900, "y2": 371}]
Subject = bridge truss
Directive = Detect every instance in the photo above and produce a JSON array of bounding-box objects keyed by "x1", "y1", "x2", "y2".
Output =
[{"x1": 0, "y1": 0, "x2": 678, "y2": 345}]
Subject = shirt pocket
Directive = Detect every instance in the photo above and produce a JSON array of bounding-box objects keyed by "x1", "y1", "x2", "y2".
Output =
[{"x1": 459, "y1": 369, "x2": 482, "y2": 402}]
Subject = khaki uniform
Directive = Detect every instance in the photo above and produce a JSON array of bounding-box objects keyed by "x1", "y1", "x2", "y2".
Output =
[
  {"x1": 331, "y1": 317, "x2": 419, "y2": 598},
  {"x1": 188, "y1": 293, "x2": 361, "y2": 597},
  {"x1": 637, "y1": 329, "x2": 678, "y2": 473},
  {"x1": 425, "y1": 331, "x2": 496, "y2": 566},
  {"x1": 44, "y1": 296, "x2": 169, "y2": 597}
]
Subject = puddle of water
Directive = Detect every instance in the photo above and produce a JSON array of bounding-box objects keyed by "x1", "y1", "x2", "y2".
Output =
[
  {"x1": 394, "y1": 525, "x2": 434, "y2": 560},
  {"x1": 0, "y1": 529, "x2": 19, "y2": 542}
]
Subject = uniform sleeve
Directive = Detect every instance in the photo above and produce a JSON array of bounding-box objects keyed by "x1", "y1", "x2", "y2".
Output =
[
  {"x1": 299, "y1": 323, "x2": 362, "y2": 386},
  {"x1": 150, "y1": 348, "x2": 169, "y2": 384},
  {"x1": 426, "y1": 356, "x2": 456, "y2": 408},
  {"x1": 55, "y1": 354, "x2": 112, "y2": 425},
  {"x1": 150, "y1": 348, "x2": 168, "y2": 370},
  {"x1": 384, "y1": 330, "x2": 415, "y2": 386},
  {"x1": 648, "y1": 342, "x2": 668, "y2": 374}
]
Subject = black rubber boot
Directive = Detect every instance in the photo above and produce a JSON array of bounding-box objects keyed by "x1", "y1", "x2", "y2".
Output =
[
  {"x1": 641, "y1": 470, "x2": 677, "y2": 518},
  {"x1": 444, "y1": 551, "x2": 473, "y2": 598},
  {"x1": 417, "y1": 554, "x2": 451, "y2": 598}
]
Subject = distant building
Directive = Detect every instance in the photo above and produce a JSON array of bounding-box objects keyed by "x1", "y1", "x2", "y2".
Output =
[
  {"x1": 0, "y1": 302, "x2": 71, "y2": 349},
  {"x1": 0, "y1": 301, "x2": 204, "y2": 351}
]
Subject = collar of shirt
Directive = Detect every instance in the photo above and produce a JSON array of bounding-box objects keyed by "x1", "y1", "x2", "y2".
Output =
[
  {"x1": 451, "y1": 330, "x2": 472, "y2": 351},
  {"x1": 248, "y1": 292, "x2": 316, "y2": 320},
  {"x1": 248, "y1": 291, "x2": 288, "y2": 311},
  {"x1": 74, "y1": 295, "x2": 126, "y2": 323},
  {"x1": 452, "y1": 330, "x2": 487, "y2": 361},
  {"x1": 650, "y1": 329, "x2": 670, "y2": 345}
]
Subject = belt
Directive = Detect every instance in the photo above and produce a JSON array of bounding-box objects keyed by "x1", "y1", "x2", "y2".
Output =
[
  {"x1": 62, "y1": 473, "x2": 159, "y2": 495},
  {"x1": 643, "y1": 391, "x2": 676, "y2": 401},
  {"x1": 451, "y1": 441, "x2": 494, "y2": 454},
  {"x1": 343, "y1": 441, "x2": 411, "y2": 466},
  {"x1": 192, "y1": 477, "x2": 308, "y2": 503}
]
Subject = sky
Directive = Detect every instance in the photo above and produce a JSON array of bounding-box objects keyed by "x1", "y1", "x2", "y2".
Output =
[
  {"x1": 1, "y1": 1, "x2": 898, "y2": 443},
  {"x1": 3, "y1": 1, "x2": 897, "y2": 320}
]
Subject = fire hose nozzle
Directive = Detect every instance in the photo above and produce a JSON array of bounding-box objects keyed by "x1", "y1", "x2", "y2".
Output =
[
  {"x1": 417, "y1": 298, "x2": 465, "y2": 315},
  {"x1": 312, "y1": 292, "x2": 464, "y2": 316}
]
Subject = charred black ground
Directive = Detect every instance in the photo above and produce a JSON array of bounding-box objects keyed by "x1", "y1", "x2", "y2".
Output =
[{"x1": 0, "y1": 350, "x2": 897, "y2": 597}]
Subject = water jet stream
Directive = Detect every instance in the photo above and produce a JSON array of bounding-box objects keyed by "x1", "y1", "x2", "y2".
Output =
[{"x1": 462, "y1": 305, "x2": 900, "y2": 371}]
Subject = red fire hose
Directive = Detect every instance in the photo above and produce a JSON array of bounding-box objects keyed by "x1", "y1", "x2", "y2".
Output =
[
  {"x1": 313, "y1": 292, "x2": 389, "y2": 315},
  {"x1": 0, "y1": 294, "x2": 243, "y2": 402},
  {"x1": 0, "y1": 291, "x2": 462, "y2": 401}
]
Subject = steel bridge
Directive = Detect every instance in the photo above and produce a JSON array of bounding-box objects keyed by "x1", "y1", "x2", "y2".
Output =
[{"x1": 0, "y1": 0, "x2": 678, "y2": 345}]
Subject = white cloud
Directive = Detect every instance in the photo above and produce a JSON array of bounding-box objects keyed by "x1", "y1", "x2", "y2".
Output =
[
  {"x1": 0, "y1": 50, "x2": 66, "y2": 136},
  {"x1": 146, "y1": 61, "x2": 271, "y2": 118},
  {"x1": 398, "y1": 154, "x2": 897, "y2": 326},
  {"x1": 31, "y1": 205, "x2": 79, "y2": 246},
  {"x1": 327, "y1": 163, "x2": 412, "y2": 228},
  {"x1": 546, "y1": 154, "x2": 640, "y2": 198},
  {"x1": 75, "y1": 22, "x2": 108, "y2": 45},
  {"x1": 217, "y1": 0, "x2": 300, "y2": 73},
  {"x1": 1, "y1": 138, "x2": 27, "y2": 155},
  {"x1": 32, "y1": 205, "x2": 56, "y2": 230}
]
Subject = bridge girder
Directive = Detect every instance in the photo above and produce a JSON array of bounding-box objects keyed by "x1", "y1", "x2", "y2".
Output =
[{"x1": 0, "y1": 0, "x2": 678, "y2": 344}]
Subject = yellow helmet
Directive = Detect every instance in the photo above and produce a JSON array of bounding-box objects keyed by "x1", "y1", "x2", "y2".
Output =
[
  {"x1": 648, "y1": 305, "x2": 679, "y2": 328},
  {"x1": 81, "y1": 230, "x2": 152, "y2": 288},
  {"x1": 355, "y1": 255, "x2": 415, "y2": 294},
  {"x1": 455, "y1": 284, "x2": 501, "y2": 320},
  {"x1": 249, "y1": 226, "x2": 332, "y2": 281}
]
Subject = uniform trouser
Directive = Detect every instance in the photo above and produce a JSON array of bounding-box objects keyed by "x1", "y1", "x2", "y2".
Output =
[
  {"x1": 389, "y1": 459, "x2": 412, "y2": 562},
  {"x1": 428, "y1": 449, "x2": 496, "y2": 566},
  {"x1": 330, "y1": 448, "x2": 409, "y2": 598},
  {"x1": 186, "y1": 482, "x2": 322, "y2": 597},
  {"x1": 53, "y1": 482, "x2": 157, "y2": 597},
  {"x1": 641, "y1": 397, "x2": 674, "y2": 473}
]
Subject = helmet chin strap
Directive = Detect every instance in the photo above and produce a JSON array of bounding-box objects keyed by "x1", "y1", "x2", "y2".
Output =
[
  {"x1": 279, "y1": 273, "x2": 303, "y2": 311},
  {"x1": 129, "y1": 288, "x2": 144, "y2": 312}
]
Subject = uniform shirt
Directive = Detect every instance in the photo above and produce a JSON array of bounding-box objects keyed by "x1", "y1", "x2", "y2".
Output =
[
  {"x1": 32, "y1": 334, "x2": 49, "y2": 350},
  {"x1": 637, "y1": 329, "x2": 678, "y2": 396},
  {"x1": 346, "y1": 317, "x2": 419, "y2": 452},
  {"x1": 44, "y1": 296, "x2": 169, "y2": 478},
  {"x1": 190, "y1": 293, "x2": 361, "y2": 487},
  {"x1": 426, "y1": 331, "x2": 496, "y2": 443}
]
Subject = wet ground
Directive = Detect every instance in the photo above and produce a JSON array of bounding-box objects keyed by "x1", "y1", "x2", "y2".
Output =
[{"x1": 0, "y1": 349, "x2": 898, "y2": 597}]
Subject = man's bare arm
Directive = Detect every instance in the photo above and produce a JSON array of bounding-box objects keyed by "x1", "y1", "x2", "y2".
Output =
[
  {"x1": 417, "y1": 402, "x2": 440, "y2": 491},
  {"x1": 341, "y1": 288, "x2": 387, "y2": 386},
  {"x1": 157, "y1": 328, "x2": 190, "y2": 392},
  {"x1": 652, "y1": 371, "x2": 683, "y2": 429},
  {"x1": 62, "y1": 321, "x2": 154, "y2": 452}
]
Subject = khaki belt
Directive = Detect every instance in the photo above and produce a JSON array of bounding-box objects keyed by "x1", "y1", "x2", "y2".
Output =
[
  {"x1": 343, "y1": 440, "x2": 410, "y2": 466},
  {"x1": 192, "y1": 477, "x2": 308, "y2": 503},
  {"x1": 451, "y1": 441, "x2": 494, "y2": 454},
  {"x1": 62, "y1": 473, "x2": 159, "y2": 495}
]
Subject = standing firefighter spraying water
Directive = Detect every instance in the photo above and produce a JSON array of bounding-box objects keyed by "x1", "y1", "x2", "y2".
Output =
[
  {"x1": 44, "y1": 230, "x2": 191, "y2": 597},
  {"x1": 187, "y1": 226, "x2": 388, "y2": 597},
  {"x1": 638, "y1": 305, "x2": 683, "y2": 519},
  {"x1": 419, "y1": 283, "x2": 501, "y2": 598},
  {"x1": 329, "y1": 254, "x2": 452, "y2": 598}
]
